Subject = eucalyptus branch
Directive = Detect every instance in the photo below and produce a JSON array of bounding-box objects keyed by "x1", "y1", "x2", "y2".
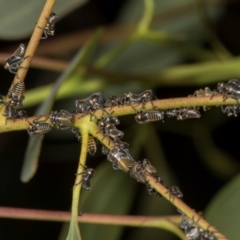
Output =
[
  {"x1": 145, "y1": 174, "x2": 227, "y2": 240},
  {"x1": 0, "y1": 94, "x2": 237, "y2": 133}
]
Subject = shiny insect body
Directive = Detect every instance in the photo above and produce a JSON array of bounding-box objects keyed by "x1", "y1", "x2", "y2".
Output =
[
  {"x1": 145, "y1": 175, "x2": 165, "y2": 197},
  {"x1": 191, "y1": 87, "x2": 214, "y2": 111},
  {"x1": 71, "y1": 127, "x2": 82, "y2": 141},
  {"x1": 177, "y1": 108, "x2": 201, "y2": 120},
  {"x1": 41, "y1": 12, "x2": 58, "y2": 39},
  {"x1": 75, "y1": 92, "x2": 106, "y2": 119},
  {"x1": 168, "y1": 186, "x2": 183, "y2": 201},
  {"x1": 107, "y1": 146, "x2": 135, "y2": 172},
  {"x1": 104, "y1": 95, "x2": 122, "y2": 109},
  {"x1": 192, "y1": 87, "x2": 213, "y2": 98},
  {"x1": 201, "y1": 231, "x2": 216, "y2": 240},
  {"x1": 50, "y1": 109, "x2": 73, "y2": 130},
  {"x1": 102, "y1": 145, "x2": 109, "y2": 155},
  {"x1": 123, "y1": 90, "x2": 157, "y2": 109},
  {"x1": 165, "y1": 109, "x2": 178, "y2": 118},
  {"x1": 98, "y1": 116, "x2": 120, "y2": 131},
  {"x1": 8, "y1": 81, "x2": 25, "y2": 107},
  {"x1": 217, "y1": 79, "x2": 240, "y2": 102},
  {"x1": 27, "y1": 117, "x2": 52, "y2": 137},
  {"x1": 76, "y1": 165, "x2": 95, "y2": 190},
  {"x1": 135, "y1": 110, "x2": 165, "y2": 124},
  {"x1": 221, "y1": 105, "x2": 239, "y2": 117},
  {"x1": 4, "y1": 44, "x2": 26, "y2": 74},
  {"x1": 130, "y1": 159, "x2": 156, "y2": 183},
  {"x1": 3, "y1": 104, "x2": 27, "y2": 122},
  {"x1": 180, "y1": 214, "x2": 205, "y2": 240},
  {"x1": 88, "y1": 135, "x2": 97, "y2": 156},
  {"x1": 104, "y1": 123, "x2": 124, "y2": 140},
  {"x1": 113, "y1": 139, "x2": 129, "y2": 150}
]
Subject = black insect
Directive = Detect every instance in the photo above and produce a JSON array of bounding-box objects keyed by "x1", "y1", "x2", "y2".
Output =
[
  {"x1": 221, "y1": 105, "x2": 240, "y2": 117},
  {"x1": 71, "y1": 127, "x2": 82, "y2": 141},
  {"x1": 107, "y1": 146, "x2": 135, "y2": 172},
  {"x1": 76, "y1": 165, "x2": 95, "y2": 191},
  {"x1": 104, "y1": 95, "x2": 123, "y2": 110},
  {"x1": 135, "y1": 110, "x2": 165, "y2": 124},
  {"x1": 179, "y1": 214, "x2": 205, "y2": 240},
  {"x1": 98, "y1": 116, "x2": 120, "y2": 131},
  {"x1": 201, "y1": 231, "x2": 216, "y2": 240},
  {"x1": 104, "y1": 123, "x2": 124, "y2": 140},
  {"x1": 177, "y1": 108, "x2": 201, "y2": 120},
  {"x1": 123, "y1": 90, "x2": 157, "y2": 110},
  {"x1": 27, "y1": 117, "x2": 52, "y2": 137},
  {"x1": 4, "y1": 44, "x2": 26, "y2": 75},
  {"x1": 88, "y1": 135, "x2": 97, "y2": 156},
  {"x1": 7, "y1": 81, "x2": 25, "y2": 107},
  {"x1": 145, "y1": 175, "x2": 166, "y2": 197},
  {"x1": 75, "y1": 92, "x2": 106, "y2": 118},
  {"x1": 192, "y1": 87, "x2": 213, "y2": 98},
  {"x1": 191, "y1": 87, "x2": 214, "y2": 111},
  {"x1": 40, "y1": 12, "x2": 58, "y2": 39},
  {"x1": 3, "y1": 104, "x2": 27, "y2": 123},
  {"x1": 102, "y1": 145, "x2": 110, "y2": 155},
  {"x1": 113, "y1": 139, "x2": 129, "y2": 150},
  {"x1": 165, "y1": 109, "x2": 179, "y2": 118},
  {"x1": 50, "y1": 110, "x2": 73, "y2": 130},
  {"x1": 130, "y1": 159, "x2": 156, "y2": 184},
  {"x1": 98, "y1": 117, "x2": 123, "y2": 140},
  {"x1": 217, "y1": 79, "x2": 240, "y2": 102},
  {"x1": 167, "y1": 186, "x2": 183, "y2": 201}
]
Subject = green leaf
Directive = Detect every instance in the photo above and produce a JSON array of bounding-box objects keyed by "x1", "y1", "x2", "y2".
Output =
[
  {"x1": 205, "y1": 173, "x2": 240, "y2": 240},
  {"x1": 0, "y1": 0, "x2": 88, "y2": 40},
  {"x1": 20, "y1": 29, "x2": 103, "y2": 182}
]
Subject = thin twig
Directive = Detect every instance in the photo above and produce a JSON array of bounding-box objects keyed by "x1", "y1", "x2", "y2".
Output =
[{"x1": 6, "y1": 0, "x2": 56, "y2": 102}]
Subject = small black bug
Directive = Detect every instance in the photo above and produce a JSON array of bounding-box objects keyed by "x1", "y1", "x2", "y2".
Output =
[
  {"x1": 98, "y1": 116, "x2": 123, "y2": 140},
  {"x1": 113, "y1": 139, "x2": 129, "y2": 150},
  {"x1": 221, "y1": 105, "x2": 239, "y2": 117},
  {"x1": 102, "y1": 145, "x2": 110, "y2": 155},
  {"x1": 71, "y1": 127, "x2": 82, "y2": 141},
  {"x1": 8, "y1": 81, "x2": 25, "y2": 107},
  {"x1": 217, "y1": 79, "x2": 240, "y2": 102},
  {"x1": 123, "y1": 90, "x2": 157, "y2": 110},
  {"x1": 75, "y1": 92, "x2": 106, "y2": 119},
  {"x1": 130, "y1": 158, "x2": 156, "y2": 184},
  {"x1": 167, "y1": 186, "x2": 183, "y2": 202},
  {"x1": 177, "y1": 108, "x2": 201, "y2": 120},
  {"x1": 4, "y1": 44, "x2": 27, "y2": 75},
  {"x1": 104, "y1": 95, "x2": 123, "y2": 110},
  {"x1": 135, "y1": 110, "x2": 164, "y2": 124},
  {"x1": 27, "y1": 117, "x2": 52, "y2": 137},
  {"x1": 107, "y1": 146, "x2": 135, "y2": 172},
  {"x1": 76, "y1": 164, "x2": 95, "y2": 191},
  {"x1": 50, "y1": 109, "x2": 73, "y2": 130},
  {"x1": 2, "y1": 104, "x2": 27, "y2": 124},
  {"x1": 40, "y1": 12, "x2": 58, "y2": 39}
]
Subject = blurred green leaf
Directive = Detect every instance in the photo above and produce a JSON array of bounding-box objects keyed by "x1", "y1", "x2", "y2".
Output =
[
  {"x1": 205, "y1": 173, "x2": 240, "y2": 240},
  {"x1": 21, "y1": 29, "x2": 103, "y2": 182},
  {"x1": 66, "y1": 222, "x2": 82, "y2": 240},
  {"x1": 0, "y1": 0, "x2": 88, "y2": 39}
]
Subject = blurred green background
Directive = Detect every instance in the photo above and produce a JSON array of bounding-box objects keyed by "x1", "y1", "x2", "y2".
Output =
[{"x1": 0, "y1": 0, "x2": 240, "y2": 239}]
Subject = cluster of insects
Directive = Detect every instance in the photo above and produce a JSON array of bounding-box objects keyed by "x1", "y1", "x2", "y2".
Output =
[{"x1": 179, "y1": 213, "x2": 216, "y2": 240}]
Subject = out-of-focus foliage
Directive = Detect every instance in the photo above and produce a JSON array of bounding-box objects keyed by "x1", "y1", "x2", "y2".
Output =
[{"x1": 0, "y1": 0, "x2": 88, "y2": 39}]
